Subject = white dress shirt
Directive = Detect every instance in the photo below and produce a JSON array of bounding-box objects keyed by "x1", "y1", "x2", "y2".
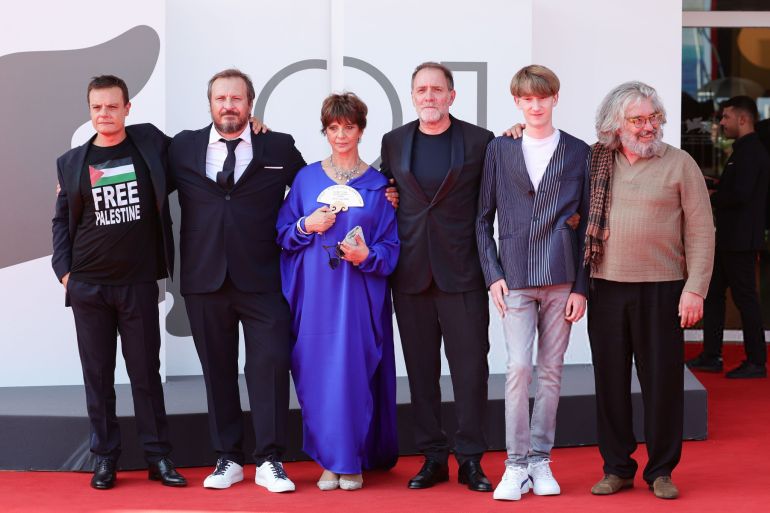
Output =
[{"x1": 205, "y1": 124, "x2": 253, "y2": 183}]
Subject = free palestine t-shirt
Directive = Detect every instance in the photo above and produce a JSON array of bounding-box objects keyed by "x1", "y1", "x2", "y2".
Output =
[{"x1": 69, "y1": 137, "x2": 165, "y2": 285}]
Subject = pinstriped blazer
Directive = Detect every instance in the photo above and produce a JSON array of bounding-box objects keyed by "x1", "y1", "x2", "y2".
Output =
[{"x1": 476, "y1": 130, "x2": 590, "y2": 295}]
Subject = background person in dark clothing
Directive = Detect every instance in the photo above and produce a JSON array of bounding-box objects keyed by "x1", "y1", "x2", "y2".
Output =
[{"x1": 688, "y1": 95, "x2": 769, "y2": 378}]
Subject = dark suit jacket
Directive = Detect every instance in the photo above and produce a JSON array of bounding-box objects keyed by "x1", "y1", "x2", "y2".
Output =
[
  {"x1": 52, "y1": 123, "x2": 175, "y2": 289},
  {"x1": 711, "y1": 131, "x2": 770, "y2": 251},
  {"x1": 168, "y1": 125, "x2": 305, "y2": 295},
  {"x1": 476, "y1": 131, "x2": 590, "y2": 295},
  {"x1": 380, "y1": 115, "x2": 494, "y2": 294}
]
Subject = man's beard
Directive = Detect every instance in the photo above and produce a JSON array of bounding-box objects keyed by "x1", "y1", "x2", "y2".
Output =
[
  {"x1": 214, "y1": 110, "x2": 249, "y2": 135},
  {"x1": 418, "y1": 106, "x2": 445, "y2": 123},
  {"x1": 620, "y1": 127, "x2": 665, "y2": 158}
]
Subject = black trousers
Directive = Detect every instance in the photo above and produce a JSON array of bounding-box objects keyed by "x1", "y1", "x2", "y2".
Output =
[
  {"x1": 184, "y1": 275, "x2": 292, "y2": 466},
  {"x1": 393, "y1": 283, "x2": 490, "y2": 465},
  {"x1": 703, "y1": 250, "x2": 767, "y2": 365},
  {"x1": 587, "y1": 279, "x2": 684, "y2": 484},
  {"x1": 68, "y1": 279, "x2": 171, "y2": 463}
]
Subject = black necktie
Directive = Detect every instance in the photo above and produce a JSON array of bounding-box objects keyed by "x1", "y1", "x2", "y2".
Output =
[{"x1": 217, "y1": 138, "x2": 241, "y2": 189}]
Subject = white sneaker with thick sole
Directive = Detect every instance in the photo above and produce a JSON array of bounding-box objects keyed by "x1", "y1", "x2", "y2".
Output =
[
  {"x1": 255, "y1": 461, "x2": 295, "y2": 493},
  {"x1": 203, "y1": 458, "x2": 244, "y2": 489},
  {"x1": 528, "y1": 459, "x2": 561, "y2": 496},
  {"x1": 493, "y1": 466, "x2": 531, "y2": 501}
]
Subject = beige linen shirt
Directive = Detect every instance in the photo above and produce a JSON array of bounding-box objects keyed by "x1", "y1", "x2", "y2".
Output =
[{"x1": 592, "y1": 143, "x2": 715, "y2": 297}]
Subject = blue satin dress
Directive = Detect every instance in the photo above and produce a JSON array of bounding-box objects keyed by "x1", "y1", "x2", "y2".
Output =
[{"x1": 276, "y1": 161, "x2": 399, "y2": 473}]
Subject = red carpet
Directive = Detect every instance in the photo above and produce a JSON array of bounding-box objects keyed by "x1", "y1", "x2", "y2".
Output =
[{"x1": 2, "y1": 344, "x2": 769, "y2": 513}]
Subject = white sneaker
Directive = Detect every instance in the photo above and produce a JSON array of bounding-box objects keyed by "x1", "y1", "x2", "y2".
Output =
[
  {"x1": 493, "y1": 466, "x2": 530, "y2": 501},
  {"x1": 528, "y1": 459, "x2": 561, "y2": 495},
  {"x1": 203, "y1": 458, "x2": 244, "y2": 489},
  {"x1": 255, "y1": 461, "x2": 295, "y2": 493}
]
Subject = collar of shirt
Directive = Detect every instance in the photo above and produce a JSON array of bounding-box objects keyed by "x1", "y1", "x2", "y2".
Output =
[
  {"x1": 204, "y1": 123, "x2": 254, "y2": 183},
  {"x1": 208, "y1": 123, "x2": 252, "y2": 146}
]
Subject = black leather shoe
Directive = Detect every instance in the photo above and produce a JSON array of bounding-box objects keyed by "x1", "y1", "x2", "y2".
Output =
[
  {"x1": 726, "y1": 360, "x2": 767, "y2": 379},
  {"x1": 91, "y1": 458, "x2": 117, "y2": 490},
  {"x1": 686, "y1": 353, "x2": 723, "y2": 372},
  {"x1": 457, "y1": 460, "x2": 492, "y2": 492},
  {"x1": 148, "y1": 458, "x2": 188, "y2": 487},
  {"x1": 407, "y1": 459, "x2": 449, "y2": 489}
]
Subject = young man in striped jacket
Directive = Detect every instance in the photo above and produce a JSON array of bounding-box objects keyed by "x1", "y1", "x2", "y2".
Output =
[{"x1": 476, "y1": 65, "x2": 590, "y2": 501}]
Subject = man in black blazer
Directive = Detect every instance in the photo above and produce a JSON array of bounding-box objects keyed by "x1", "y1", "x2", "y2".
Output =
[
  {"x1": 52, "y1": 75, "x2": 185, "y2": 490},
  {"x1": 380, "y1": 62, "x2": 494, "y2": 492},
  {"x1": 168, "y1": 69, "x2": 306, "y2": 492},
  {"x1": 688, "y1": 95, "x2": 769, "y2": 378}
]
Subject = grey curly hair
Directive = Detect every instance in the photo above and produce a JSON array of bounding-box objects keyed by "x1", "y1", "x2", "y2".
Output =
[{"x1": 595, "y1": 81, "x2": 666, "y2": 149}]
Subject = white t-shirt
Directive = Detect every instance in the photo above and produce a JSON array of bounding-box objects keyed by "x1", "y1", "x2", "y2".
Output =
[{"x1": 522, "y1": 129, "x2": 560, "y2": 191}]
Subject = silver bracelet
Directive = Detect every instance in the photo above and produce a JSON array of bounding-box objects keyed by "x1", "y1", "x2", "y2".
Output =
[{"x1": 296, "y1": 216, "x2": 312, "y2": 236}]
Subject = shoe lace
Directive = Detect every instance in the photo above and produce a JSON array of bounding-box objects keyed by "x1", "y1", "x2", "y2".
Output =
[
  {"x1": 96, "y1": 459, "x2": 113, "y2": 473},
  {"x1": 212, "y1": 459, "x2": 233, "y2": 476},
  {"x1": 530, "y1": 459, "x2": 554, "y2": 478},
  {"x1": 503, "y1": 466, "x2": 528, "y2": 482},
  {"x1": 269, "y1": 461, "x2": 288, "y2": 480}
]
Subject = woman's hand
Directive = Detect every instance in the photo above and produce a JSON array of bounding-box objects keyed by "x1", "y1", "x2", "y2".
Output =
[
  {"x1": 339, "y1": 234, "x2": 369, "y2": 266},
  {"x1": 304, "y1": 206, "x2": 336, "y2": 234}
]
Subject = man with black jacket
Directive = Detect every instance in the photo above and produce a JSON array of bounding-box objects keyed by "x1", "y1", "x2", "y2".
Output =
[
  {"x1": 688, "y1": 95, "x2": 769, "y2": 378},
  {"x1": 380, "y1": 62, "x2": 494, "y2": 492},
  {"x1": 52, "y1": 75, "x2": 186, "y2": 489}
]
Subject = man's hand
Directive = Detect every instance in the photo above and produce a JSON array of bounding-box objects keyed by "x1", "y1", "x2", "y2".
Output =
[
  {"x1": 304, "y1": 206, "x2": 336, "y2": 234},
  {"x1": 678, "y1": 291, "x2": 704, "y2": 328},
  {"x1": 564, "y1": 292, "x2": 586, "y2": 323},
  {"x1": 250, "y1": 117, "x2": 269, "y2": 134},
  {"x1": 565, "y1": 213, "x2": 580, "y2": 230},
  {"x1": 56, "y1": 182, "x2": 61, "y2": 195},
  {"x1": 502, "y1": 123, "x2": 525, "y2": 139},
  {"x1": 489, "y1": 279, "x2": 509, "y2": 318},
  {"x1": 385, "y1": 178, "x2": 399, "y2": 209},
  {"x1": 61, "y1": 272, "x2": 70, "y2": 289},
  {"x1": 339, "y1": 234, "x2": 369, "y2": 266}
]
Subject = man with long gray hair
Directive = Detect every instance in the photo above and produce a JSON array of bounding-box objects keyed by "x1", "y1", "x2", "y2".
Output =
[{"x1": 585, "y1": 82, "x2": 713, "y2": 499}]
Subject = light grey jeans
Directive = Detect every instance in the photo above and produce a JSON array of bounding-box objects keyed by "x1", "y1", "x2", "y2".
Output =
[{"x1": 501, "y1": 282, "x2": 572, "y2": 467}]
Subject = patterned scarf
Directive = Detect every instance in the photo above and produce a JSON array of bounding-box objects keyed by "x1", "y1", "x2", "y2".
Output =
[{"x1": 584, "y1": 142, "x2": 614, "y2": 272}]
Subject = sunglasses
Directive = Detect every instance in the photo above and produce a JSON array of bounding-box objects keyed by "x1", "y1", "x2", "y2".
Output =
[{"x1": 322, "y1": 243, "x2": 344, "y2": 270}]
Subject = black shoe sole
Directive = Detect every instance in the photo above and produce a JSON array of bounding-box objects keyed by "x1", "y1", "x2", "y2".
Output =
[
  {"x1": 90, "y1": 481, "x2": 115, "y2": 490},
  {"x1": 149, "y1": 474, "x2": 188, "y2": 487},
  {"x1": 408, "y1": 474, "x2": 449, "y2": 489}
]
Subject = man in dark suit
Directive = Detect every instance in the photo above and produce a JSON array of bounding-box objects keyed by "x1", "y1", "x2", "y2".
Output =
[
  {"x1": 688, "y1": 95, "x2": 769, "y2": 378},
  {"x1": 380, "y1": 62, "x2": 494, "y2": 492},
  {"x1": 52, "y1": 75, "x2": 186, "y2": 490},
  {"x1": 168, "y1": 69, "x2": 306, "y2": 492}
]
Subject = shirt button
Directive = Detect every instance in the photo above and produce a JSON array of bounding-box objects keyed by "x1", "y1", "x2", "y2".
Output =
[{"x1": 225, "y1": 194, "x2": 231, "y2": 200}]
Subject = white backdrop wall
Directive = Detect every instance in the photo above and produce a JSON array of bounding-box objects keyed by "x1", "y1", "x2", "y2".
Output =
[{"x1": 0, "y1": 0, "x2": 683, "y2": 387}]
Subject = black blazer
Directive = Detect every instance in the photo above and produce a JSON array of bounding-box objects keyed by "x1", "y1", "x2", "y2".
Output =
[
  {"x1": 169, "y1": 125, "x2": 305, "y2": 295},
  {"x1": 711, "y1": 132, "x2": 770, "y2": 252},
  {"x1": 51, "y1": 123, "x2": 175, "y2": 286},
  {"x1": 380, "y1": 116, "x2": 494, "y2": 294}
]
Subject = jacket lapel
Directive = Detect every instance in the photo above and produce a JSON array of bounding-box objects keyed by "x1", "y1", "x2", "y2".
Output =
[
  {"x1": 431, "y1": 116, "x2": 465, "y2": 205},
  {"x1": 195, "y1": 125, "x2": 211, "y2": 179},
  {"x1": 512, "y1": 138, "x2": 535, "y2": 192},
  {"x1": 234, "y1": 126, "x2": 264, "y2": 187},
  {"x1": 127, "y1": 127, "x2": 166, "y2": 212},
  {"x1": 395, "y1": 121, "x2": 431, "y2": 204}
]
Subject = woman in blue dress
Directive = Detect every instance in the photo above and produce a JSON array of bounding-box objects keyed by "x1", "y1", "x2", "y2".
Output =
[{"x1": 276, "y1": 93, "x2": 399, "y2": 491}]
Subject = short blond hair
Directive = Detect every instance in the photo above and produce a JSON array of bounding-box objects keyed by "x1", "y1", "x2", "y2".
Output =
[{"x1": 510, "y1": 65, "x2": 560, "y2": 97}]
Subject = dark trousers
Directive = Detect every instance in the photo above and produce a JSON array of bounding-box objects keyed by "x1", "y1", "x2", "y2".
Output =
[
  {"x1": 184, "y1": 275, "x2": 292, "y2": 466},
  {"x1": 703, "y1": 250, "x2": 767, "y2": 365},
  {"x1": 68, "y1": 279, "x2": 171, "y2": 463},
  {"x1": 587, "y1": 279, "x2": 684, "y2": 484},
  {"x1": 393, "y1": 283, "x2": 490, "y2": 465}
]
